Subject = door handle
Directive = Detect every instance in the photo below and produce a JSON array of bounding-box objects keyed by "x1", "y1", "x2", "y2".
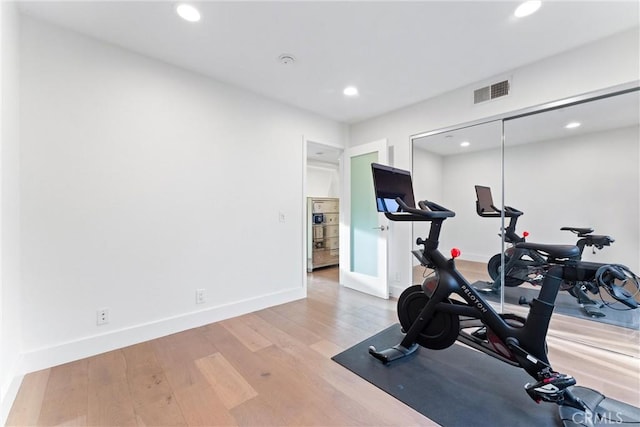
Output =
[{"x1": 372, "y1": 225, "x2": 388, "y2": 231}]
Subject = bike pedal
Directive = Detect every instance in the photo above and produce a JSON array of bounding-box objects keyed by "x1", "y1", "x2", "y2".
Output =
[
  {"x1": 525, "y1": 383, "x2": 542, "y2": 404},
  {"x1": 524, "y1": 373, "x2": 576, "y2": 404},
  {"x1": 471, "y1": 327, "x2": 487, "y2": 340},
  {"x1": 582, "y1": 304, "x2": 605, "y2": 318}
]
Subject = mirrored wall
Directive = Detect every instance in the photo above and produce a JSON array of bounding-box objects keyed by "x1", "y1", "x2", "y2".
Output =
[
  {"x1": 412, "y1": 120, "x2": 503, "y2": 290},
  {"x1": 411, "y1": 88, "x2": 640, "y2": 347}
]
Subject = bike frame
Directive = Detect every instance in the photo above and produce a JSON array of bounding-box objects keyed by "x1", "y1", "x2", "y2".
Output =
[
  {"x1": 500, "y1": 246, "x2": 548, "y2": 281},
  {"x1": 404, "y1": 218, "x2": 560, "y2": 379}
]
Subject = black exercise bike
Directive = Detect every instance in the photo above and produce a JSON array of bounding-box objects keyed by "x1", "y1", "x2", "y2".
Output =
[
  {"x1": 368, "y1": 163, "x2": 639, "y2": 424},
  {"x1": 475, "y1": 185, "x2": 623, "y2": 318}
]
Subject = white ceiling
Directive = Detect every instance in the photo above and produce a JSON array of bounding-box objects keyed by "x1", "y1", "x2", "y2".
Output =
[
  {"x1": 307, "y1": 141, "x2": 342, "y2": 166},
  {"x1": 18, "y1": 1, "x2": 640, "y2": 124}
]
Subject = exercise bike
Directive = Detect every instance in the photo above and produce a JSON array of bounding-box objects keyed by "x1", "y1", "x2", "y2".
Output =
[
  {"x1": 368, "y1": 163, "x2": 639, "y2": 425},
  {"x1": 474, "y1": 185, "x2": 619, "y2": 318}
]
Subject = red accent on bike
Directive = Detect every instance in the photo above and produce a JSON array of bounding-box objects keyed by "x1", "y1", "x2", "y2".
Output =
[
  {"x1": 451, "y1": 248, "x2": 461, "y2": 258},
  {"x1": 523, "y1": 231, "x2": 530, "y2": 237}
]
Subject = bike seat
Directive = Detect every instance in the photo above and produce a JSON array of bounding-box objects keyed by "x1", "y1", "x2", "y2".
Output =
[
  {"x1": 560, "y1": 227, "x2": 593, "y2": 236},
  {"x1": 515, "y1": 242, "x2": 580, "y2": 259},
  {"x1": 582, "y1": 234, "x2": 614, "y2": 246}
]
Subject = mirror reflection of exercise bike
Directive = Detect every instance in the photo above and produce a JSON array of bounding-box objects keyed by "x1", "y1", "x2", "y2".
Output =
[
  {"x1": 368, "y1": 163, "x2": 640, "y2": 426},
  {"x1": 474, "y1": 185, "x2": 630, "y2": 318}
]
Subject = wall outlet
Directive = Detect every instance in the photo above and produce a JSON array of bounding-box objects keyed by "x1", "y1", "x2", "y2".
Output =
[
  {"x1": 97, "y1": 308, "x2": 109, "y2": 325},
  {"x1": 196, "y1": 288, "x2": 206, "y2": 304}
]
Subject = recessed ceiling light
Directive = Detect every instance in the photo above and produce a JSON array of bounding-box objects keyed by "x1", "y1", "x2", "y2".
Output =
[
  {"x1": 514, "y1": 1, "x2": 541, "y2": 18},
  {"x1": 460, "y1": 141, "x2": 470, "y2": 147},
  {"x1": 565, "y1": 122, "x2": 581, "y2": 129},
  {"x1": 176, "y1": 4, "x2": 201, "y2": 22},
  {"x1": 343, "y1": 86, "x2": 359, "y2": 97}
]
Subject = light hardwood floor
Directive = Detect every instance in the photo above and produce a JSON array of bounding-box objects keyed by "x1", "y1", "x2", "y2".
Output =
[{"x1": 7, "y1": 266, "x2": 640, "y2": 426}]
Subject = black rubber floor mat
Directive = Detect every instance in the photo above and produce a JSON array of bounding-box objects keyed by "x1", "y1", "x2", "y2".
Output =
[
  {"x1": 332, "y1": 324, "x2": 560, "y2": 427},
  {"x1": 558, "y1": 386, "x2": 640, "y2": 426}
]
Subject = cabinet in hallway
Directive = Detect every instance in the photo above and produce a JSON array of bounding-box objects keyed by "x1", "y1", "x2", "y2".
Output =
[{"x1": 307, "y1": 197, "x2": 339, "y2": 271}]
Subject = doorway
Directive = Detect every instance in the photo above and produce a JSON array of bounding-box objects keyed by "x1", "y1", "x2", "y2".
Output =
[{"x1": 305, "y1": 140, "x2": 343, "y2": 275}]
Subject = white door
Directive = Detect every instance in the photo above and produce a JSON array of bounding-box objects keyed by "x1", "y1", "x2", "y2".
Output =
[{"x1": 339, "y1": 139, "x2": 389, "y2": 298}]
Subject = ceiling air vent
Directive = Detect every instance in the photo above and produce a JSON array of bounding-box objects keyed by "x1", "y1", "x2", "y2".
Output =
[{"x1": 474, "y1": 79, "x2": 510, "y2": 104}]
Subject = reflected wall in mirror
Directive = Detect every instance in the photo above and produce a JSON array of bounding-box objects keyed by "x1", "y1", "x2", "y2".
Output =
[
  {"x1": 412, "y1": 121, "x2": 503, "y2": 288},
  {"x1": 503, "y1": 91, "x2": 639, "y2": 270},
  {"x1": 503, "y1": 89, "x2": 639, "y2": 329}
]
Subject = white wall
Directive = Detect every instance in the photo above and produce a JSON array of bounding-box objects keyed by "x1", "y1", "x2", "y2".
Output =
[
  {"x1": 502, "y1": 126, "x2": 639, "y2": 271},
  {"x1": 351, "y1": 28, "x2": 639, "y2": 148},
  {"x1": 18, "y1": 16, "x2": 347, "y2": 373},
  {"x1": 306, "y1": 163, "x2": 339, "y2": 198},
  {"x1": 411, "y1": 147, "x2": 444, "y2": 206},
  {"x1": 350, "y1": 28, "x2": 640, "y2": 295},
  {"x1": 410, "y1": 147, "x2": 447, "y2": 266},
  {"x1": 0, "y1": 1, "x2": 23, "y2": 423}
]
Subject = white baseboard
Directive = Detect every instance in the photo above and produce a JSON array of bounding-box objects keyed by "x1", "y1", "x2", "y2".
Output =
[
  {"x1": 19, "y1": 287, "x2": 306, "y2": 376},
  {"x1": 389, "y1": 284, "x2": 405, "y2": 299},
  {"x1": 1, "y1": 359, "x2": 24, "y2": 427}
]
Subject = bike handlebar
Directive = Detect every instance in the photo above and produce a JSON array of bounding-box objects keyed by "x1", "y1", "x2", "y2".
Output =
[
  {"x1": 477, "y1": 204, "x2": 523, "y2": 218},
  {"x1": 595, "y1": 265, "x2": 639, "y2": 309},
  {"x1": 504, "y1": 206, "x2": 524, "y2": 216},
  {"x1": 418, "y1": 200, "x2": 456, "y2": 218},
  {"x1": 384, "y1": 197, "x2": 456, "y2": 222}
]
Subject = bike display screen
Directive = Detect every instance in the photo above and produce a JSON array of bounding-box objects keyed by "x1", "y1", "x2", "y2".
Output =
[
  {"x1": 475, "y1": 185, "x2": 495, "y2": 214},
  {"x1": 371, "y1": 163, "x2": 416, "y2": 213}
]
